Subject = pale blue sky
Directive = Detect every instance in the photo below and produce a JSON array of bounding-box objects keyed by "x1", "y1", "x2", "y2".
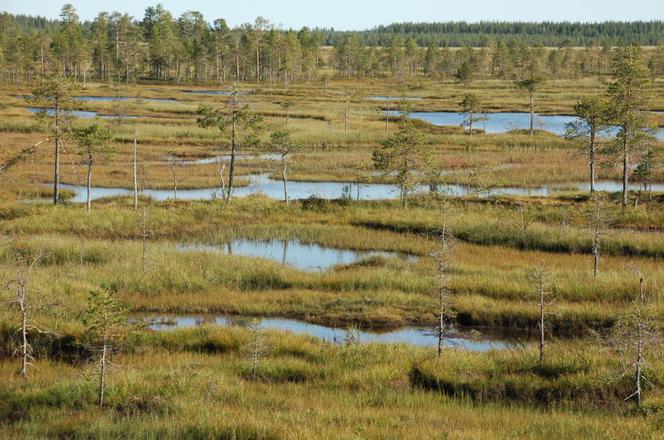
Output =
[{"x1": 3, "y1": 0, "x2": 664, "y2": 30}]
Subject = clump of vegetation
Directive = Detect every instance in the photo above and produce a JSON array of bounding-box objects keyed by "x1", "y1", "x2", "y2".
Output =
[{"x1": 0, "y1": 5, "x2": 663, "y2": 438}]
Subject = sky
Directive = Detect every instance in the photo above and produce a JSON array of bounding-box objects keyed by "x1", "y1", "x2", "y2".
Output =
[{"x1": 2, "y1": 0, "x2": 664, "y2": 30}]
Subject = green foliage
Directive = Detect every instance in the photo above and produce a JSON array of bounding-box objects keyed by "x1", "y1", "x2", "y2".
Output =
[
  {"x1": 269, "y1": 129, "x2": 297, "y2": 155},
  {"x1": 634, "y1": 149, "x2": 658, "y2": 189},
  {"x1": 454, "y1": 60, "x2": 474, "y2": 84},
  {"x1": 516, "y1": 60, "x2": 547, "y2": 93},
  {"x1": 83, "y1": 286, "x2": 129, "y2": 349},
  {"x1": 30, "y1": 73, "x2": 79, "y2": 130},
  {"x1": 73, "y1": 120, "x2": 113, "y2": 158},
  {"x1": 373, "y1": 121, "x2": 432, "y2": 204},
  {"x1": 566, "y1": 96, "x2": 611, "y2": 140},
  {"x1": 458, "y1": 93, "x2": 486, "y2": 134},
  {"x1": 196, "y1": 91, "x2": 264, "y2": 149}
]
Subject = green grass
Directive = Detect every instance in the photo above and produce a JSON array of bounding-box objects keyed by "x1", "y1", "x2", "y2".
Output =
[
  {"x1": 1, "y1": 77, "x2": 664, "y2": 438},
  {"x1": 411, "y1": 342, "x2": 663, "y2": 409},
  {"x1": 1, "y1": 327, "x2": 663, "y2": 439}
]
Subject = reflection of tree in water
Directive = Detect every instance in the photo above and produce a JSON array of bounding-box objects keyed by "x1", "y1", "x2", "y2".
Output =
[
  {"x1": 282, "y1": 239, "x2": 288, "y2": 265},
  {"x1": 226, "y1": 316, "x2": 255, "y2": 328},
  {"x1": 195, "y1": 315, "x2": 216, "y2": 326}
]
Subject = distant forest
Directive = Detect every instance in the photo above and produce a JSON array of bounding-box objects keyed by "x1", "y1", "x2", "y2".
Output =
[
  {"x1": 7, "y1": 13, "x2": 664, "y2": 47},
  {"x1": 1, "y1": 5, "x2": 663, "y2": 85},
  {"x1": 320, "y1": 21, "x2": 664, "y2": 47}
]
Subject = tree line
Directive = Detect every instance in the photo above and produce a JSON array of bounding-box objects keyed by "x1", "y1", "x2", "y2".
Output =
[
  {"x1": 0, "y1": 4, "x2": 322, "y2": 85},
  {"x1": 2, "y1": 5, "x2": 664, "y2": 85},
  {"x1": 332, "y1": 36, "x2": 664, "y2": 81},
  {"x1": 322, "y1": 21, "x2": 664, "y2": 47}
]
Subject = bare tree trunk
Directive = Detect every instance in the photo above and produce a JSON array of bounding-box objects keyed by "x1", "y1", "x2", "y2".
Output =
[
  {"x1": 256, "y1": 45, "x2": 260, "y2": 83},
  {"x1": 98, "y1": 339, "x2": 107, "y2": 406},
  {"x1": 53, "y1": 103, "x2": 61, "y2": 205},
  {"x1": 86, "y1": 153, "x2": 93, "y2": 212},
  {"x1": 539, "y1": 275, "x2": 545, "y2": 363},
  {"x1": 217, "y1": 161, "x2": 226, "y2": 200},
  {"x1": 469, "y1": 111, "x2": 474, "y2": 136},
  {"x1": 437, "y1": 204, "x2": 450, "y2": 357},
  {"x1": 622, "y1": 140, "x2": 629, "y2": 207},
  {"x1": 589, "y1": 129, "x2": 596, "y2": 193},
  {"x1": 227, "y1": 118, "x2": 237, "y2": 202},
  {"x1": 124, "y1": 43, "x2": 129, "y2": 85},
  {"x1": 385, "y1": 102, "x2": 390, "y2": 134},
  {"x1": 141, "y1": 207, "x2": 148, "y2": 274},
  {"x1": 19, "y1": 284, "x2": 28, "y2": 380},
  {"x1": 634, "y1": 322, "x2": 643, "y2": 407},
  {"x1": 593, "y1": 221, "x2": 600, "y2": 278},
  {"x1": 529, "y1": 90, "x2": 535, "y2": 136},
  {"x1": 221, "y1": 52, "x2": 226, "y2": 83},
  {"x1": 281, "y1": 153, "x2": 289, "y2": 205},
  {"x1": 437, "y1": 251, "x2": 446, "y2": 357},
  {"x1": 170, "y1": 160, "x2": 178, "y2": 201},
  {"x1": 115, "y1": 31, "x2": 120, "y2": 81},
  {"x1": 132, "y1": 131, "x2": 138, "y2": 209}
]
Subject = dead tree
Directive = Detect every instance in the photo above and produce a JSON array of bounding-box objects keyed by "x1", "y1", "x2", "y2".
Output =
[
  {"x1": 3, "y1": 251, "x2": 43, "y2": 381},
  {"x1": 610, "y1": 272, "x2": 658, "y2": 408},
  {"x1": 216, "y1": 158, "x2": 227, "y2": 201},
  {"x1": 589, "y1": 194, "x2": 608, "y2": 278},
  {"x1": 516, "y1": 203, "x2": 537, "y2": 244},
  {"x1": 245, "y1": 319, "x2": 267, "y2": 380},
  {"x1": 528, "y1": 263, "x2": 551, "y2": 363},
  {"x1": 435, "y1": 194, "x2": 455, "y2": 357},
  {"x1": 132, "y1": 130, "x2": 138, "y2": 209}
]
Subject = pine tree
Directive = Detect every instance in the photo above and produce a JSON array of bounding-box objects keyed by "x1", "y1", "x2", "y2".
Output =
[
  {"x1": 606, "y1": 46, "x2": 654, "y2": 207},
  {"x1": 30, "y1": 72, "x2": 79, "y2": 205},
  {"x1": 73, "y1": 120, "x2": 112, "y2": 212},
  {"x1": 196, "y1": 89, "x2": 263, "y2": 202}
]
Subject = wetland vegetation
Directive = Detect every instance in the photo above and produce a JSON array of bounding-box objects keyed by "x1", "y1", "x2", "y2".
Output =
[{"x1": 0, "y1": 4, "x2": 663, "y2": 439}]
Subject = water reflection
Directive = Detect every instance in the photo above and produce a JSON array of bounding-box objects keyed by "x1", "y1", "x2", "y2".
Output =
[
  {"x1": 138, "y1": 313, "x2": 519, "y2": 351},
  {"x1": 177, "y1": 239, "x2": 416, "y2": 271},
  {"x1": 75, "y1": 95, "x2": 178, "y2": 103},
  {"x1": 27, "y1": 107, "x2": 138, "y2": 120},
  {"x1": 170, "y1": 153, "x2": 282, "y2": 166},
  {"x1": 390, "y1": 111, "x2": 664, "y2": 139},
  {"x1": 58, "y1": 176, "x2": 664, "y2": 203}
]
